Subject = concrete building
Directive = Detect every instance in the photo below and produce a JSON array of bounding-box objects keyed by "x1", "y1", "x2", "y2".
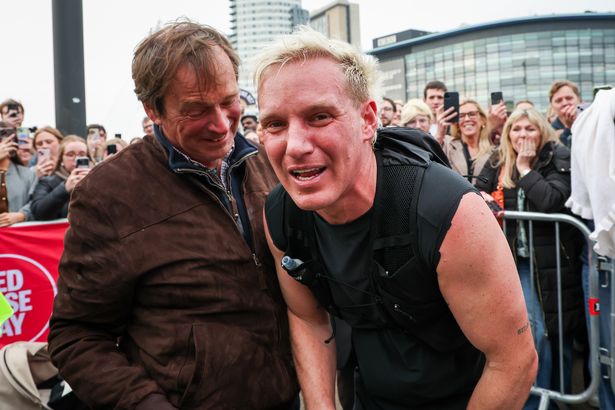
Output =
[
  {"x1": 229, "y1": 0, "x2": 309, "y2": 93},
  {"x1": 369, "y1": 13, "x2": 615, "y2": 111},
  {"x1": 309, "y1": 0, "x2": 361, "y2": 50}
]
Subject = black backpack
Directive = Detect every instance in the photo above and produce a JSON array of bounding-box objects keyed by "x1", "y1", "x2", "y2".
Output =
[{"x1": 277, "y1": 127, "x2": 469, "y2": 352}]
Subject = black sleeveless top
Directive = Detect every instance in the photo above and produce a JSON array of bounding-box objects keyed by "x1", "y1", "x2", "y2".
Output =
[{"x1": 266, "y1": 159, "x2": 485, "y2": 409}]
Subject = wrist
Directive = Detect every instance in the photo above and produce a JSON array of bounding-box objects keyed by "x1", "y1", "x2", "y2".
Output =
[{"x1": 519, "y1": 168, "x2": 531, "y2": 178}]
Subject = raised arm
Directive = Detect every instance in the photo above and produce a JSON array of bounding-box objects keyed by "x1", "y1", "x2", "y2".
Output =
[
  {"x1": 263, "y1": 212, "x2": 337, "y2": 410},
  {"x1": 437, "y1": 192, "x2": 538, "y2": 409}
]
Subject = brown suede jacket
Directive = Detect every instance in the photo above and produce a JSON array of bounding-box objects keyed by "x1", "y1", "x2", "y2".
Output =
[{"x1": 48, "y1": 133, "x2": 298, "y2": 409}]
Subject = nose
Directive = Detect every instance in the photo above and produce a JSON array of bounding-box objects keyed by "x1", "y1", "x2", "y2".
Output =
[
  {"x1": 285, "y1": 120, "x2": 313, "y2": 159},
  {"x1": 207, "y1": 105, "x2": 231, "y2": 135}
]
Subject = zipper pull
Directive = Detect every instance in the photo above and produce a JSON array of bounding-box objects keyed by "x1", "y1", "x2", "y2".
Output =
[{"x1": 252, "y1": 253, "x2": 261, "y2": 267}]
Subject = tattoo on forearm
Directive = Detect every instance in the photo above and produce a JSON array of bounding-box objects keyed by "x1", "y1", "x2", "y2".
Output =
[{"x1": 517, "y1": 322, "x2": 529, "y2": 335}]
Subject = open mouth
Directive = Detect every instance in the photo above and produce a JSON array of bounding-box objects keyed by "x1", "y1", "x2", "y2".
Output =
[{"x1": 290, "y1": 167, "x2": 325, "y2": 181}]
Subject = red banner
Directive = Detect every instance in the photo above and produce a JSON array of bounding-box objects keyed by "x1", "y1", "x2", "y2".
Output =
[{"x1": 0, "y1": 221, "x2": 68, "y2": 347}]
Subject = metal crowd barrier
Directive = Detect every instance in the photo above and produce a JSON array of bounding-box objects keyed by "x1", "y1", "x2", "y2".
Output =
[{"x1": 503, "y1": 211, "x2": 600, "y2": 410}]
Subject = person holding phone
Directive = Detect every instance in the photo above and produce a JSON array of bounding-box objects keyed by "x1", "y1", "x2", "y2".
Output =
[
  {"x1": 32, "y1": 126, "x2": 64, "y2": 178},
  {"x1": 442, "y1": 99, "x2": 495, "y2": 185},
  {"x1": 476, "y1": 108, "x2": 584, "y2": 408},
  {"x1": 31, "y1": 135, "x2": 92, "y2": 220},
  {"x1": 0, "y1": 121, "x2": 37, "y2": 226},
  {"x1": 86, "y1": 124, "x2": 107, "y2": 163},
  {"x1": 102, "y1": 137, "x2": 128, "y2": 161},
  {"x1": 488, "y1": 92, "x2": 509, "y2": 145},
  {"x1": 0, "y1": 99, "x2": 25, "y2": 129}
]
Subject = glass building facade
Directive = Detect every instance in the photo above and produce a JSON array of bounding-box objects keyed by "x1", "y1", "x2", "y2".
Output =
[
  {"x1": 370, "y1": 14, "x2": 615, "y2": 112},
  {"x1": 229, "y1": 0, "x2": 309, "y2": 93}
]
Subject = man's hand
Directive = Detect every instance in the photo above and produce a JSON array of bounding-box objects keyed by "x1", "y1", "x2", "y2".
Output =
[
  {"x1": 559, "y1": 104, "x2": 577, "y2": 129},
  {"x1": 0, "y1": 212, "x2": 26, "y2": 227}
]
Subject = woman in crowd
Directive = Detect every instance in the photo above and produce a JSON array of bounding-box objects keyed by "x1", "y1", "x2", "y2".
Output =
[
  {"x1": 102, "y1": 137, "x2": 128, "y2": 161},
  {"x1": 31, "y1": 135, "x2": 91, "y2": 220},
  {"x1": 476, "y1": 107, "x2": 584, "y2": 408},
  {"x1": 0, "y1": 121, "x2": 37, "y2": 226},
  {"x1": 400, "y1": 99, "x2": 433, "y2": 134},
  {"x1": 442, "y1": 99, "x2": 494, "y2": 185},
  {"x1": 33, "y1": 126, "x2": 64, "y2": 178}
]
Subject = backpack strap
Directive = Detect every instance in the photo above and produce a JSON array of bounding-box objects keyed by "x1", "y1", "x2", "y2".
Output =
[
  {"x1": 281, "y1": 192, "x2": 339, "y2": 317},
  {"x1": 371, "y1": 148, "x2": 428, "y2": 273}
]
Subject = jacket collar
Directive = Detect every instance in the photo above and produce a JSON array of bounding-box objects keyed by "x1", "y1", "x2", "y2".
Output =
[
  {"x1": 153, "y1": 124, "x2": 258, "y2": 175},
  {"x1": 534, "y1": 141, "x2": 555, "y2": 170}
]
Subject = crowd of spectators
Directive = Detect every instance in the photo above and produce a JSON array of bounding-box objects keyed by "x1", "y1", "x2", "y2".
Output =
[
  {"x1": 0, "y1": 98, "x2": 146, "y2": 227},
  {"x1": 367, "y1": 79, "x2": 611, "y2": 409}
]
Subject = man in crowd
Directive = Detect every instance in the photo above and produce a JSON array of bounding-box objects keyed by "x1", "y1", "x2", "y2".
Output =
[
  {"x1": 48, "y1": 21, "x2": 298, "y2": 410},
  {"x1": 423, "y1": 80, "x2": 447, "y2": 135},
  {"x1": 379, "y1": 96, "x2": 395, "y2": 127},
  {"x1": 241, "y1": 113, "x2": 259, "y2": 133},
  {"x1": 0, "y1": 99, "x2": 25, "y2": 129},
  {"x1": 86, "y1": 123, "x2": 108, "y2": 162},
  {"x1": 255, "y1": 28, "x2": 537, "y2": 409},
  {"x1": 142, "y1": 116, "x2": 154, "y2": 138},
  {"x1": 1, "y1": 99, "x2": 34, "y2": 165},
  {"x1": 549, "y1": 80, "x2": 582, "y2": 148}
]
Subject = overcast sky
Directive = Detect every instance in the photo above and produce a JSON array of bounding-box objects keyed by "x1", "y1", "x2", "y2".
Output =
[{"x1": 0, "y1": 0, "x2": 612, "y2": 138}]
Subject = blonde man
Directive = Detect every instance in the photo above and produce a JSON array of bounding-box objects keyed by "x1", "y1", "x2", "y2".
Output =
[{"x1": 255, "y1": 27, "x2": 537, "y2": 410}]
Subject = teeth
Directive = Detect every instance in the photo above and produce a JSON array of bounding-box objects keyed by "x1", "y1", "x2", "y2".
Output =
[
  {"x1": 293, "y1": 168, "x2": 320, "y2": 174},
  {"x1": 292, "y1": 167, "x2": 322, "y2": 181}
]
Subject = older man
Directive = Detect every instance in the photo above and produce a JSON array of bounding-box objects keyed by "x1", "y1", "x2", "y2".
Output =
[
  {"x1": 48, "y1": 21, "x2": 298, "y2": 410},
  {"x1": 255, "y1": 28, "x2": 537, "y2": 409},
  {"x1": 549, "y1": 79, "x2": 582, "y2": 148}
]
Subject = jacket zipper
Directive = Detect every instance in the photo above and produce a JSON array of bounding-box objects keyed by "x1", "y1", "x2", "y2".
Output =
[{"x1": 175, "y1": 150, "x2": 260, "y2": 266}]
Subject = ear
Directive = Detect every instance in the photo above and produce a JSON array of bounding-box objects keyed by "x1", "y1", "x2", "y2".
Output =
[
  {"x1": 143, "y1": 103, "x2": 162, "y2": 126},
  {"x1": 360, "y1": 99, "x2": 379, "y2": 143}
]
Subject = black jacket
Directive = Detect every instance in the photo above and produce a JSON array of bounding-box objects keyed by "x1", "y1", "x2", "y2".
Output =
[
  {"x1": 476, "y1": 141, "x2": 584, "y2": 337},
  {"x1": 31, "y1": 174, "x2": 70, "y2": 220}
]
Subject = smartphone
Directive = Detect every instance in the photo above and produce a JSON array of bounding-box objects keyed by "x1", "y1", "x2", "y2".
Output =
[
  {"x1": 490, "y1": 92, "x2": 504, "y2": 105},
  {"x1": 88, "y1": 128, "x2": 101, "y2": 142},
  {"x1": 16, "y1": 127, "x2": 30, "y2": 146},
  {"x1": 106, "y1": 144, "x2": 117, "y2": 155},
  {"x1": 38, "y1": 147, "x2": 51, "y2": 162},
  {"x1": 443, "y1": 92, "x2": 460, "y2": 123},
  {"x1": 577, "y1": 102, "x2": 592, "y2": 115},
  {"x1": 76, "y1": 157, "x2": 90, "y2": 169}
]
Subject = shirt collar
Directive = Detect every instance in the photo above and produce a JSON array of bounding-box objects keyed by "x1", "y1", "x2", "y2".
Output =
[{"x1": 153, "y1": 124, "x2": 257, "y2": 174}]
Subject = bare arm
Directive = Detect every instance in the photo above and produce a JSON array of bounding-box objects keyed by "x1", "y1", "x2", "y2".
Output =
[
  {"x1": 437, "y1": 193, "x2": 538, "y2": 409},
  {"x1": 264, "y1": 212, "x2": 337, "y2": 410}
]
